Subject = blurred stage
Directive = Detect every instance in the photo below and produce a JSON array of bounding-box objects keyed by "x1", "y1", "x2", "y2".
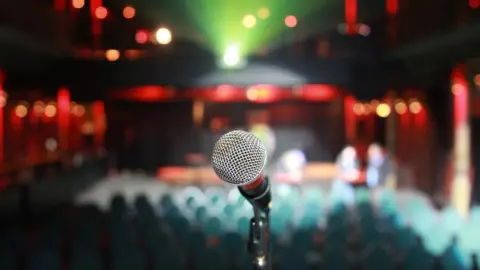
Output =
[{"x1": 156, "y1": 162, "x2": 337, "y2": 186}]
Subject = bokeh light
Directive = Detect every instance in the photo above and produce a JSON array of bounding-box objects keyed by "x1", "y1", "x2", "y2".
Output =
[
  {"x1": 223, "y1": 45, "x2": 240, "y2": 67},
  {"x1": 473, "y1": 74, "x2": 480, "y2": 87},
  {"x1": 15, "y1": 105, "x2": 28, "y2": 118},
  {"x1": 409, "y1": 101, "x2": 422, "y2": 114},
  {"x1": 242, "y1": 14, "x2": 257, "y2": 29},
  {"x1": 135, "y1": 30, "x2": 149, "y2": 44},
  {"x1": 45, "y1": 104, "x2": 57, "y2": 118},
  {"x1": 105, "y1": 49, "x2": 120, "y2": 61},
  {"x1": 257, "y1": 8, "x2": 270, "y2": 19},
  {"x1": 395, "y1": 101, "x2": 407, "y2": 114},
  {"x1": 95, "y1": 6, "x2": 108, "y2": 19},
  {"x1": 72, "y1": 104, "x2": 86, "y2": 117},
  {"x1": 451, "y1": 83, "x2": 465, "y2": 96},
  {"x1": 72, "y1": 0, "x2": 85, "y2": 9},
  {"x1": 123, "y1": 6, "x2": 136, "y2": 19},
  {"x1": 33, "y1": 101, "x2": 45, "y2": 114},
  {"x1": 0, "y1": 92, "x2": 7, "y2": 108},
  {"x1": 285, "y1": 15, "x2": 297, "y2": 28},
  {"x1": 155, "y1": 28, "x2": 172, "y2": 45},
  {"x1": 376, "y1": 103, "x2": 391, "y2": 118},
  {"x1": 353, "y1": 103, "x2": 365, "y2": 115}
]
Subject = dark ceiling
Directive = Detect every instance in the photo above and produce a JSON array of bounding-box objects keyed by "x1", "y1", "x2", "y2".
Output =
[{"x1": 0, "y1": 0, "x2": 479, "y2": 96}]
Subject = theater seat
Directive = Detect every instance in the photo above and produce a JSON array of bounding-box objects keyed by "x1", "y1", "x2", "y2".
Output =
[
  {"x1": 0, "y1": 253, "x2": 16, "y2": 270},
  {"x1": 153, "y1": 248, "x2": 187, "y2": 270},
  {"x1": 440, "y1": 245, "x2": 469, "y2": 270},
  {"x1": 362, "y1": 246, "x2": 395, "y2": 270},
  {"x1": 193, "y1": 247, "x2": 229, "y2": 270},
  {"x1": 277, "y1": 249, "x2": 309, "y2": 270},
  {"x1": 321, "y1": 247, "x2": 350, "y2": 270},
  {"x1": 111, "y1": 249, "x2": 146, "y2": 270},
  {"x1": 70, "y1": 251, "x2": 102, "y2": 270},
  {"x1": 221, "y1": 232, "x2": 244, "y2": 255},
  {"x1": 28, "y1": 250, "x2": 61, "y2": 270},
  {"x1": 403, "y1": 244, "x2": 434, "y2": 270}
]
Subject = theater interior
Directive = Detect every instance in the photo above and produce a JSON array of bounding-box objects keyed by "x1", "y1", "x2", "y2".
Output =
[{"x1": 0, "y1": 0, "x2": 480, "y2": 269}]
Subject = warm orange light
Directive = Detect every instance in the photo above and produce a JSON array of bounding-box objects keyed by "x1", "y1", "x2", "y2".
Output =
[
  {"x1": 246, "y1": 86, "x2": 274, "y2": 102},
  {"x1": 353, "y1": 102, "x2": 364, "y2": 115},
  {"x1": 409, "y1": 101, "x2": 422, "y2": 114},
  {"x1": 473, "y1": 74, "x2": 480, "y2": 87},
  {"x1": 363, "y1": 103, "x2": 372, "y2": 114},
  {"x1": 123, "y1": 6, "x2": 135, "y2": 19},
  {"x1": 33, "y1": 101, "x2": 45, "y2": 114},
  {"x1": 72, "y1": 0, "x2": 85, "y2": 9},
  {"x1": 394, "y1": 101, "x2": 407, "y2": 114},
  {"x1": 72, "y1": 105, "x2": 86, "y2": 117},
  {"x1": 258, "y1": 8, "x2": 270, "y2": 19},
  {"x1": 15, "y1": 105, "x2": 28, "y2": 118},
  {"x1": 376, "y1": 103, "x2": 391, "y2": 118},
  {"x1": 95, "y1": 6, "x2": 108, "y2": 19},
  {"x1": 105, "y1": 49, "x2": 120, "y2": 61},
  {"x1": 0, "y1": 92, "x2": 6, "y2": 108},
  {"x1": 45, "y1": 104, "x2": 57, "y2": 117},
  {"x1": 452, "y1": 83, "x2": 465, "y2": 96},
  {"x1": 285, "y1": 15, "x2": 297, "y2": 28}
]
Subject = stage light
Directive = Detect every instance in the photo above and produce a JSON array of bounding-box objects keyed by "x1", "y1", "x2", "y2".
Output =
[
  {"x1": 0, "y1": 92, "x2": 7, "y2": 108},
  {"x1": 15, "y1": 105, "x2": 28, "y2": 118},
  {"x1": 376, "y1": 103, "x2": 391, "y2": 118},
  {"x1": 123, "y1": 6, "x2": 135, "y2": 19},
  {"x1": 258, "y1": 8, "x2": 270, "y2": 19},
  {"x1": 451, "y1": 83, "x2": 465, "y2": 96},
  {"x1": 33, "y1": 101, "x2": 45, "y2": 114},
  {"x1": 105, "y1": 49, "x2": 120, "y2": 61},
  {"x1": 285, "y1": 15, "x2": 297, "y2": 28},
  {"x1": 72, "y1": 0, "x2": 85, "y2": 9},
  {"x1": 45, "y1": 104, "x2": 57, "y2": 117},
  {"x1": 135, "y1": 30, "x2": 149, "y2": 44},
  {"x1": 95, "y1": 6, "x2": 108, "y2": 19},
  {"x1": 155, "y1": 28, "x2": 172, "y2": 45},
  {"x1": 409, "y1": 101, "x2": 422, "y2": 114},
  {"x1": 357, "y1": 24, "x2": 371, "y2": 36},
  {"x1": 72, "y1": 105, "x2": 85, "y2": 117},
  {"x1": 222, "y1": 45, "x2": 240, "y2": 67},
  {"x1": 395, "y1": 101, "x2": 407, "y2": 114},
  {"x1": 474, "y1": 74, "x2": 480, "y2": 87},
  {"x1": 353, "y1": 102, "x2": 364, "y2": 115},
  {"x1": 242, "y1": 14, "x2": 257, "y2": 28}
]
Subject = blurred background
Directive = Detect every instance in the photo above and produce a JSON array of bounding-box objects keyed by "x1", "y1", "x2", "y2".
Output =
[{"x1": 0, "y1": 0, "x2": 479, "y2": 269}]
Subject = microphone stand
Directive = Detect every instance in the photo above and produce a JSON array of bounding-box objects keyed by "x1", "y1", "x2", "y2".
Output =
[
  {"x1": 240, "y1": 176, "x2": 272, "y2": 270},
  {"x1": 248, "y1": 206, "x2": 271, "y2": 270}
]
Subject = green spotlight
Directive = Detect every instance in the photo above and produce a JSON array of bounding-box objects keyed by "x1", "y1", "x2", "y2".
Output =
[{"x1": 222, "y1": 45, "x2": 242, "y2": 68}]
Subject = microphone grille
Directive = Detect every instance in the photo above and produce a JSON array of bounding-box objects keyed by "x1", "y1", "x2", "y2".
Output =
[{"x1": 212, "y1": 130, "x2": 267, "y2": 185}]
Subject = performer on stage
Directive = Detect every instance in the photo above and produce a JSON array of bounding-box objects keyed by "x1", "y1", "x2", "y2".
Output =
[
  {"x1": 366, "y1": 143, "x2": 390, "y2": 188},
  {"x1": 332, "y1": 145, "x2": 360, "y2": 205},
  {"x1": 275, "y1": 147, "x2": 307, "y2": 184}
]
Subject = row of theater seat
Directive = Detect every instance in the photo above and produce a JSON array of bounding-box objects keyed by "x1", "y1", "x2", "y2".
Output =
[{"x1": 0, "y1": 185, "x2": 479, "y2": 269}]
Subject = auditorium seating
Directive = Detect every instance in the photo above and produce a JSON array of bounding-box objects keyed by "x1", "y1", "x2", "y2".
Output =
[{"x1": 0, "y1": 184, "x2": 478, "y2": 270}]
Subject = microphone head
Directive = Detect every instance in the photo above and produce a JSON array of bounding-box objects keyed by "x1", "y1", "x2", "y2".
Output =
[{"x1": 212, "y1": 130, "x2": 267, "y2": 186}]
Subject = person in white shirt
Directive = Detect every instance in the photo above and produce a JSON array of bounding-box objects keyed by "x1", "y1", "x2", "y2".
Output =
[{"x1": 331, "y1": 146, "x2": 360, "y2": 205}]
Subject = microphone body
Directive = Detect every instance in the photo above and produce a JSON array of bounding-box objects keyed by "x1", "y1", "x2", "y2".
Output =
[{"x1": 239, "y1": 174, "x2": 271, "y2": 213}]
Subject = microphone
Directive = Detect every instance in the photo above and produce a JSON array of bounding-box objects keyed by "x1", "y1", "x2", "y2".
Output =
[
  {"x1": 211, "y1": 130, "x2": 271, "y2": 211},
  {"x1": 211, "y1": 130, "x2": 272, "y2": 270}
]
